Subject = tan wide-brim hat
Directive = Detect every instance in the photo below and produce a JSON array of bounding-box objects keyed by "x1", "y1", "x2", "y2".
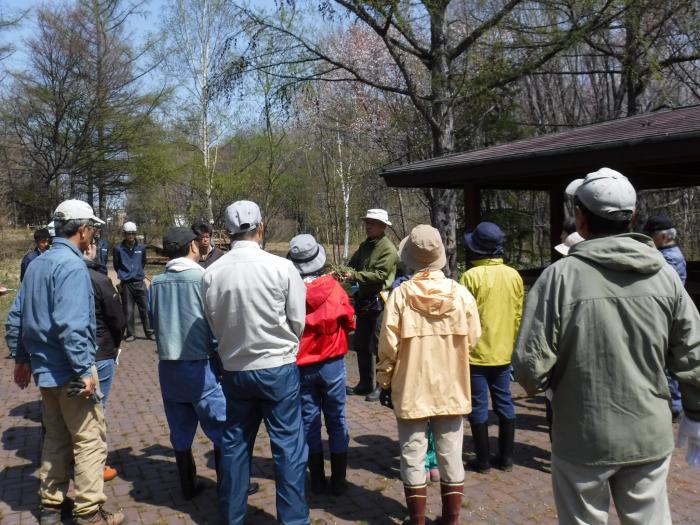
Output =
[{"x1": 399, "y1": 224, "x2": 446, "y2": 271}]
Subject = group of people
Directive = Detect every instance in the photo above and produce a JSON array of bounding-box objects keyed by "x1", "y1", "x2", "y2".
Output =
[{"x1": 5, "y1": 166, "x2": 700, "y2": 525}]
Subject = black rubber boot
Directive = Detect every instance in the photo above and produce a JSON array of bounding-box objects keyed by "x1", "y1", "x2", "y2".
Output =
[
  {"x1": 494, "y1": 417, "x2": 515, "y2": 471},
  {"x1": 175, "y1": 449, "x2": 197, "y2": 500},
  {"x1": 330, "y1": 452, "x2": 348, "y2": 496},
  {"x1": 365, "y1": 384, "x2": 381, "y2": 402},
  {"x1": 308, "y1": 451, "x2": 327, "y2": 494},
  {"x1": 468, "y1": 422, "x2": 491, "y2": 473},
  {"x1": 347, "y1": 350, "x2": 374, "y2": 395}
]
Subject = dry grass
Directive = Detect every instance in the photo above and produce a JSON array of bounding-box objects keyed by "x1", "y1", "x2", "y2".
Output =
[{"x1": 0, "y1": 228, "x2": 33, "y2": 343}]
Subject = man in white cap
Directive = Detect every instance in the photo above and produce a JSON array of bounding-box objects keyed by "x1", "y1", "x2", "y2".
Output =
[
  {"x1": 12, "y1": 199, "x2": 125, "y2": 525},
  {"x1": 513, "y1": 168, "x2": 700, "y2": 524},
  {"x1": 113, "y1": 220, "x2": 153, "y2": 341},
  {"x1": 342, "y1": 208, "x2": 398, "y2": 402},
  {"x1": 202, "y1": 200, "x2": 308, "y2": 525}
]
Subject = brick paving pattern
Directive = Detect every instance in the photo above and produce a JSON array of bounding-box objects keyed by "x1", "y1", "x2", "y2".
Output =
[{"x1": 1, "y1": 336, "x2": 699, "y2": 524}]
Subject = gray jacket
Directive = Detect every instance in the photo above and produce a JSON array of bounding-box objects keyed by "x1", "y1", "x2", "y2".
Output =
[{"x1": 513, "y1": 233, "x2": 700, "y2": 466}]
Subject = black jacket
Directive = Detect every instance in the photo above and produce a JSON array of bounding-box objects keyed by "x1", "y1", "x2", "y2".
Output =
[{"x1": 86, "y1": 259, "x2": 125, "y2": 360}]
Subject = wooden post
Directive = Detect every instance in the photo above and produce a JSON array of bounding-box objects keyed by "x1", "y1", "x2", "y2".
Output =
[
  {"x1": 549, "y1": 186, "x2": 565, "y2": 261},
  {"x1": 464, "y1": 183, "x2": 480, "y2": 231}
]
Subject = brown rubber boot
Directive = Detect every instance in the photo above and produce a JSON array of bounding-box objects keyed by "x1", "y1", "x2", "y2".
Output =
[
  {"x1": 437, "y1": 482, "x2": 463, "y2": 524},
  {"x1": 403, "y1": 485, "x2": 427, "y2": 525}
]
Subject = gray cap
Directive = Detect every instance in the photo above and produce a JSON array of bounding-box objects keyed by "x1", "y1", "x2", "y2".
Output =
[
  {"x1": 225, "y1": 200, "x2": 262, "y2": 234},
  {"x1": 288, "y1": 234, "x2": 326, "y2": 276},
  {"x1": 565, "y1": 167, "x2": 636, "y2": 220}
]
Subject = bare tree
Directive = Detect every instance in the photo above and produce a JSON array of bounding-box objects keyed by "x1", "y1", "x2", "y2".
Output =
[
  {"x1": 158, "y1": 0, "x2": 243, "y2": 224},
  {"x1": 224, "y1": 0, "x2": 623, "y2": 276}
]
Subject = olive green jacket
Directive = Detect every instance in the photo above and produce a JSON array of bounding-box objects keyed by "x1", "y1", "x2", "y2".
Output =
[
  {"x1": 348, "y1": 234, "x2": 398, "y2": 301},
  {"x1": 513, "y1": 233, "x2": 700, "y2": 466}
]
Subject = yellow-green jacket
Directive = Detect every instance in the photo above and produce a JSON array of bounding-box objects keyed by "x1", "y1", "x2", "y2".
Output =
[{"x1": 459, "y1": 258, "x2": 524, "y2": 366}]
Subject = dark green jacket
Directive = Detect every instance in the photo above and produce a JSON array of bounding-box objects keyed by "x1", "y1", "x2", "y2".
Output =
[{"x1": 348, "y1": 234, "x2": 398, "y2": 301}]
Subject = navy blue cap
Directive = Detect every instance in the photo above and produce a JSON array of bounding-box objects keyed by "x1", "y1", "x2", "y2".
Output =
[
  {"x1": 464, "y1": 222, "x2": 505, "y2": 256},
  {"x1": 643, "y1": 214, "x2": 674, "y2": 233}
]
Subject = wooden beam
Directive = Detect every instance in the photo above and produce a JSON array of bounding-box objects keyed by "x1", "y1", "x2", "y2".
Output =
[
  {"x1": 464, "y1": 183, "x2": 481, "y2": 231},
  {"x1": 549, "y1": 186, "x2": 565, "y2": 261}
]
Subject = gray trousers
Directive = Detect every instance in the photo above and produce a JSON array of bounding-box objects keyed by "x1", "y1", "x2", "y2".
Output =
[{"x1": 551, "y1": 453, "x2": 672, "y2": 525}]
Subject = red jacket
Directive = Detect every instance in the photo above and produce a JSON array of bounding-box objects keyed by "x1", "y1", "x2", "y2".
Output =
[{"x1": 297, "y1": 275, "x2": 356, "y2": 366}]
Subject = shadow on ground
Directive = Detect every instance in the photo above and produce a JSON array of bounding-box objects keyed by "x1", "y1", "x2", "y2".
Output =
[{"x1": 110, "y1": 444, "x2": 276, "y2": 524}]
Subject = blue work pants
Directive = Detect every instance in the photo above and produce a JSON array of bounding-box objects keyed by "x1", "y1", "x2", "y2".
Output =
[
  {"x1": 158, "y1": 359, "x2": 226, "y2": 451},
  {"x1": 468, "y1": 364, "x2": 515, "y2": 424},
  {"x1": 299, "y1": 356, "x2": 349, "y2": 454},
  {"x1": 219, "y1": 363, "x2": 309, "y2": 525}
]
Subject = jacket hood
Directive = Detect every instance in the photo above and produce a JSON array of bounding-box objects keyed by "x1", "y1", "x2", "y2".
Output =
[
  {"x1": 403, "y1": 271, "x2": 456, "y2": 317},
  {"x1": 569, "y1": 233, "x2": 666, "y2": 274},
  {"x1": 166, "y1": 257, "x2": 205, "y2": 273},
  {"x1": 305, "y1": 275, "x2": 335, "y2": 311}
]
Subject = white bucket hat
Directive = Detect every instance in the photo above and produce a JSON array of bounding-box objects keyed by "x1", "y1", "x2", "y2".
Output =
[
  {"x1": 288, "y1": 234, "x2": 326, "y2": 276},
  {"x1": 555, "y1": 231, "x2": 584, "y2": 256},
  {"x1": 361, "y1": 209, "x2": 391, "y2": 226}
]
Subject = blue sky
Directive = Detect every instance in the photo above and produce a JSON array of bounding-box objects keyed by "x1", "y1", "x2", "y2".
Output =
[{"x1": 1, "y1": 0, "x2": 163, "y2": 71}]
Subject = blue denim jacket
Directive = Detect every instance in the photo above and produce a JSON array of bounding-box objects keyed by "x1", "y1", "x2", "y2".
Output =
[
  {"x1": 96, "y1": 238, "x2": 109, "y2": 275},
  {"x1": 113, "y1": 241, "x2": 146, "y2": 281},
  {"x1": 13, "y1": 238, "x2": 97, "y2": 387},
  {"x1": 659, "y1": 245, "x2": 687, "y2": 285},
  {"x1": 149, "y1": 265, "x2": 216, "y2": 361}
]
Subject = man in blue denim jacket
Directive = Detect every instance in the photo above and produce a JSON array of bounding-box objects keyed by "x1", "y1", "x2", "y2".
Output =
[
  {"x1": 149, "y1": 227, "x2": 227, "y2": 500},
  {"x1": 12, "y1": 199, "x2": 125, "y2": 525}
]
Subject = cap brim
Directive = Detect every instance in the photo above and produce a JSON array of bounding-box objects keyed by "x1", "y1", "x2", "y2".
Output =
[
  {"x1": 91, "y1": 216, "x2": 105, "y2": 225},
  {"x1": 565, "y1": 179, "x2": 583, "y2": 197}
]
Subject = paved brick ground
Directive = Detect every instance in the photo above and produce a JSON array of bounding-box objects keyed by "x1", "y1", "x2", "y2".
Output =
[{"x1": 1, "y1": 335, "x2": 699, "y2": 524}]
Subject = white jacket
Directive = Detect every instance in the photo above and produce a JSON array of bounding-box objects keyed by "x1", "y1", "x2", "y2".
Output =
[{"x1": 202, "y1": 241, "x2": 306, "y2": 371}]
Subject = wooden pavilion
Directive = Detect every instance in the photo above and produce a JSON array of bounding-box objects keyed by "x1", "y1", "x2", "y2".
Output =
[{"x1": 380, "y1": 105, "x2": 700, "y2": 296}]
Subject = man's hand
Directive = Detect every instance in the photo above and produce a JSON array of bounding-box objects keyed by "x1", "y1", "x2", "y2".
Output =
[
  {"x1": 67, "y1": 375, "x2": 97, "y2": 399},
  {"x1": 379, "y1": 388, "x2": 393, "y2": 409},
  {"x1": 14, "y1": 363, "x2": 31, "y2": 389},
  {"x1": 676, "y1": 414, "x2": 700, "y2": 467}
]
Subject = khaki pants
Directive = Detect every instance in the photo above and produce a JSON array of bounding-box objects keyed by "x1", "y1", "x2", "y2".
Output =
[
  {"x1": 551, "y1": 453, "x2": 672, "y2": 525},
  {"x1": 39, "y1": 379, "x2": 107, "y2": 516},
  {"x1": 397, "y1": 416, "x2": 465, "y2": 487}
]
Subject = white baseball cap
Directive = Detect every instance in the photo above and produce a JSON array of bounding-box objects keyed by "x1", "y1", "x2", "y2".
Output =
[
  {"x1": 123, "y1": 221, "x2": 137, "y2": 233},
  {"x1": 53, "y1": 199, "x2": 105, "y2": 225},
  {"x1": 361, "y1": 208, "x2": 391, "y2": 226},
  {"x1": 565, "y1": 167, "x2": 636, "y2": 220},
  {"x1": 226, "y1": 200, "x2": 262, "y2": 234}
]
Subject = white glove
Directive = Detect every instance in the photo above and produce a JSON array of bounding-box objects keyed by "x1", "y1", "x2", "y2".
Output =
[{"x1": 676, "y1": 414, "x2": 700, "y2": 467}]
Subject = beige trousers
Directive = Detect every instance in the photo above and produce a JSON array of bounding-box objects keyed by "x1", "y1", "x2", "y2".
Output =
[
  {"x1": 397, "y1": 416, "x2": 465, "y2": 487},
  {"x1": 551, "y1": 453, "x2": 672, "y2": 525},
  {"x1": 39, "y1": 376, "x2": 107, "y2": 516}
]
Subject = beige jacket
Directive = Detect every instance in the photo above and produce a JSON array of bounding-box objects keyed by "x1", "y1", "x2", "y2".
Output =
[{"x1": 377, "y1": 270, "x2": 481, "y2": 419}]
